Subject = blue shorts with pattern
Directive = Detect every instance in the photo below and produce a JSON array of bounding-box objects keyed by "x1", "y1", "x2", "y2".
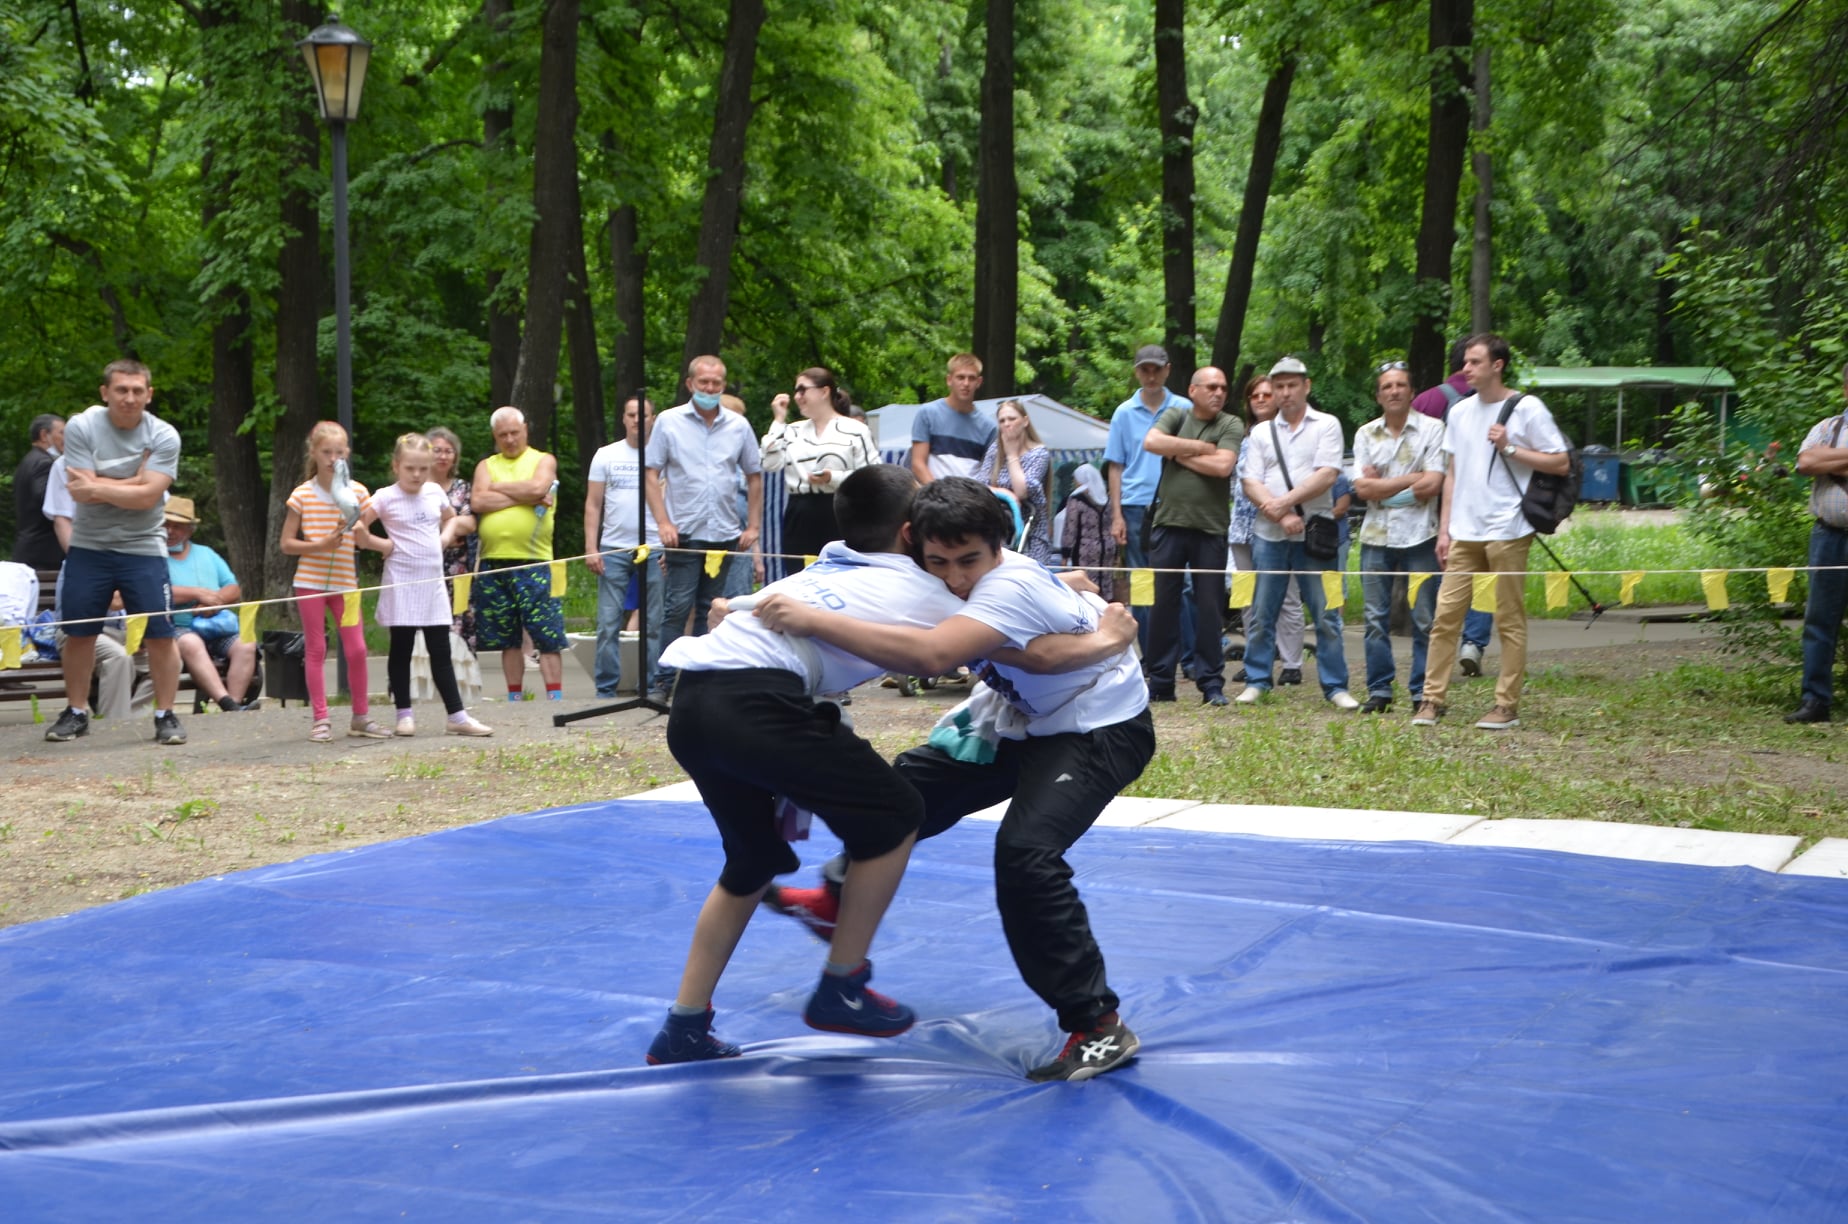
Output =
[{"x1": 474, "y1": 562, "x2": 567, "y2": 653}]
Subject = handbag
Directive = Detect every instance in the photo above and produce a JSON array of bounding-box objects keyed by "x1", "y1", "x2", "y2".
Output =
[{"x1": 1270, "y1": 420, "x2": 1339, "y2": 562}]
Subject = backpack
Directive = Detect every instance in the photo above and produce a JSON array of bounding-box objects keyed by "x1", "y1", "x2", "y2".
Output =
[
  {"x1": 1490, "y1": 394, "x2": 1581, "y2": 535},
  {"x1": 1437, "y1": 380, "x2": 1466, "y2": 421}
]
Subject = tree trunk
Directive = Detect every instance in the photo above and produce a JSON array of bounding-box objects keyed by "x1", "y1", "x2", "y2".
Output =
[
  {"x1": 1210, "y1": 53, "x2": 1296, "y2": 378},
  {"x1": 972, "y1": 0, "x2": 1017, "y2": 395},
  {"x1": 939, "y1": 37, "x2": 957, "y2": 201},
  {"x1": 483, "y1": 0, "x2": 520, "y2": 409},
  {"x1": 1155, "y1": 0, "x2": 1195, "y2": 389},
  {"x1": 565, "y1": 208, "x2": 607, "y2": 474},
  {"x1": 1469, "y1": 46, "x2": 1492, "y2": 335},
  {"x1": 681, "y1": 0, "x2": 767, "y2": 372},
  {"x1": 604, "y1": 132, "x2": 647, "y2": 414},
  {"x1": 1409, "y1": 0, "x2": 1475, "y2": 390},
  {"x1": 269, "y1": 0, "x2": 323, "y2": 602}
]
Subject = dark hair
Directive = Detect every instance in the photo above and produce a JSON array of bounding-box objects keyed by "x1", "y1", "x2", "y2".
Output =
[
  {"x1": 1447, "y1": 337, "x2": 1470, "y2": 375},
  {"x1": 909, "y1": 476, "x2": 1010, "y2": 556},
  {"x1": 833, "y1": 464, "x2": 917, "y2": 553},
  {"x1": 1464, "y1": 333, "x2": 1513, "y2": 375},
  {"x1": 799, "y1": 365, "x2": 851, "y2": 415},
  {"x1": 28, "y1": 413, "x2": 62, "y2": 445}
]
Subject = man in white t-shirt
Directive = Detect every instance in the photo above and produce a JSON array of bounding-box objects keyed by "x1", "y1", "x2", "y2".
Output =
[
  {"x1": 1414, "y1": 334, "x2": 1571, "y2": 731},
  {"x1": 754, "y1": 477, "x2": 1154, "y2": 1083},
  {"x1": 584, "y1": 396, "x2": 664, "y2": 697},
  {"x1": 643, "y1": 465, "x2": 1132, "y2": 1068}
]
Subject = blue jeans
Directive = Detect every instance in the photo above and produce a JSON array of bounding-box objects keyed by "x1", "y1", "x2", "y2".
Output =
[
  {"x1": 1244, "y1": 535, "x2": 1350, "y2": 697},
  {"x1": 594, "y1": 549, "x2": 665, "y2": 697},
  {"x1": 1800, "y1": 522, "x2": 1848, "y2": 708},
  {"x1": 1464, "y1": 608, "x2": 1492, "y2": 649},
  {"x1": 1360, "y1": 540, "x2": 1439, "y2": 701},
  {"x1": 1120, "y1": 504, "x2": 1152, "y2": 652},
  {"x1": 656, "y1": 536, "x2": 740, "y2": 688}
]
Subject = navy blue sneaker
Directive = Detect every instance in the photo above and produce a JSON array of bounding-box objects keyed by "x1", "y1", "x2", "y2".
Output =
[
  {"x1": 803, "y1": 961, "x2": 915, "y2": 1038},
  {"x1": 645, "y1": 1007, "x2": 742, "y2": 1065}
]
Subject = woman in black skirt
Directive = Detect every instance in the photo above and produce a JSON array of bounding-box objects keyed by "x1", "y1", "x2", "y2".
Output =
[{"x1": 761, "y1": 366, "x2": 880, "y2": 571}]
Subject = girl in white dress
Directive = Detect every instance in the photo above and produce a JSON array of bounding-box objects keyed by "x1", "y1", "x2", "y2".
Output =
[{"x1": 355, "y1": 434, "x2": 492, "y2": 737}]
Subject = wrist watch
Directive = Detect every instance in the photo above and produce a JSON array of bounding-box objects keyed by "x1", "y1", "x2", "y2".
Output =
[{"x1": 1501, "y1": 443, "x2": 1519, "y2": 458}]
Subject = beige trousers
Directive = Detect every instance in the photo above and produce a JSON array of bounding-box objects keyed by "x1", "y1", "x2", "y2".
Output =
[{"x1": 1422, "y1": 535, "x2": 1532, "y2": 712}]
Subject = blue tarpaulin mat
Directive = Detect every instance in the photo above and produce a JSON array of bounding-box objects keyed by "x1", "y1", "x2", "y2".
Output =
[{"x1": 3, "y1": 797, "x2": 1847, "y2": 1222}]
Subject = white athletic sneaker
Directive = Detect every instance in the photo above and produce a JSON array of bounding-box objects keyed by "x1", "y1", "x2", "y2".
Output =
[
  {"x1": 1235, "y1": 686, "x2": 1266, "y2": 706},
  {"x1": 1459, "y1": 643, "x2": 1484, "y2": 677},
  {"x1": 1328, "y1": 691, "x2": 1361, "y2": 711}
]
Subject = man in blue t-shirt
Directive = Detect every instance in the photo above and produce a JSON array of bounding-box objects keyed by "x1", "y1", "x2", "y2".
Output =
[
  {"x1": 909, "y1": 353, "x2": 997, "y2": 483},
  {"x1": 163, "y1": 497, "x2": 259, "y2": 713},
  {"x1": 755, "y1": 477, "x2": 1153, "y2": 1083},
  {"x1": 1104, "y1": 344, "x2": 1193, "y2": 650}
]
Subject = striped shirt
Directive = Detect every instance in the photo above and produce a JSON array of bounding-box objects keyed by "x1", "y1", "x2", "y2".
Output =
[
  {"x1": 1802, "y1": 413, "x2": 1848, "y2": 528},
  {"x1": 288, "y1": 478, "x2": 371, "y2": 590},
  {"x1": 761, "y1": 416, "x2": 880, "y2": 495}
]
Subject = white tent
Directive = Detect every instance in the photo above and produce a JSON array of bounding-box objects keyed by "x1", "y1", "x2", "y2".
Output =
[{"x1": 868, "y1": 393, "x2": 1109, "y2": 455}]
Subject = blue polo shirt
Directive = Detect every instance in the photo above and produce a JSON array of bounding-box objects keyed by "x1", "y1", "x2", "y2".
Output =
[{"x1": 1103, "y1": 389, "x2": 1192, "y2": 508}]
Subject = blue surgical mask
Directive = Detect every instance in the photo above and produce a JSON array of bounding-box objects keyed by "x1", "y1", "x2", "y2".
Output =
[{"x1": 691, "y1": 391, "x2": 722, "y2": 411}]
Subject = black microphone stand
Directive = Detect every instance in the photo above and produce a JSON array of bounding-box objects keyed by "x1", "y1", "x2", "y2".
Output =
[{"x1": 555, "y1": 386, "x2": 670, "y2": 726}]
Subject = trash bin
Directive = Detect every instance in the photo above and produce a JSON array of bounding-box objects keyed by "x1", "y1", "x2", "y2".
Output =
[
  {"x1": 1580, "y1": 445, "x2": 1619, "y2": 502},
  {"x1": 263, "y1": 630, "x2": 311, "y2": 707}
]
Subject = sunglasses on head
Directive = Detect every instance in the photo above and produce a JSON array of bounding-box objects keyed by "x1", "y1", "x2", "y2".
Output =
[{"x1": 1374, "y1": 360, "x2": 1409, "y2": 375}]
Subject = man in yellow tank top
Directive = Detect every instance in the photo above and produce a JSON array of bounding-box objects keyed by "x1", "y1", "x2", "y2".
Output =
[{"x1": 471, "y1": 406, "x2": 567, "y2": 700}]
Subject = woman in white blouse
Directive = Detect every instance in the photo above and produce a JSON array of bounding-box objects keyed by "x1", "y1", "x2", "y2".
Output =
[{"x1": 761, "y1": 366, "x2": 880, "y2": 571}]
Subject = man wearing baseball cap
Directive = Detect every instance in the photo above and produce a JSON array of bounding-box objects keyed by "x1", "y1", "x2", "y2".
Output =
[
  {"x1": 164, "y1": 496, "x2": 261, "y2": 713},
  {"x1": 1103, "y1": 344, "x2": 1192, "y2": 651}
]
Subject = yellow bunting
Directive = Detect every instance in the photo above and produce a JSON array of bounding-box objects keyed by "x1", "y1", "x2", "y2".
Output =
[
  {"x1": 124, "y1": 614, "x2": 148, "y2": 654},
  {"x1": 704, "y1": 550, "x2": 726, "y2": 578},
  {"x1": 341, "y1": 590, "x2": 361, "y2": 627},
  {"x1": 1545, "y1": 572, "x2": 1570, "y2": 611},
  {"x1": 1470, "y1": 573, "x2": 1496, "y2": 613},
  {"x1": 1767, "y1": 567, "x2": 1794, "y2": 604},
  {"x1": 633, "y1": 545, "x2": 650, "y2": 563},
  {"x1": 1322, "y1": 571, "x2": 1343, "y2": 608},
  {"x1": 550, "y1": 561, "x2": 568, "y2": 598},
  {"x1": 238, "y1": 603, "x2": 259, "y2": 644},
  {"x1": 1406, "y1": 572, "x2": 1433, "y2": 607},
  {"x1": 451, "y1": 574, "x2": 472, "y2": 617},
  {"x1": 1620, "y1": 571, "x2": 1644, "y2": 606},
  {"x1": 1701, "y1": 569, "x2": 1730, "y2": 611},
  {"x1": 1228, "y1": 571, "x2": 1255, "y2": 609},
  {"x1": 1128, "y1": 569, "x2": 1154, "y2": 607},
  {"x1": 804, "y1": 555, "x2": 820, "y2": 568},
  {"x1": 0, "y1": 626, "x2": 20, "y2": 669}
]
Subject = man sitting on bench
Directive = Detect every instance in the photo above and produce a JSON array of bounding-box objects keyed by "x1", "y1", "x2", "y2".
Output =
[{"x1": 164, "y1": 497, "x2": 259, "y2": 713}]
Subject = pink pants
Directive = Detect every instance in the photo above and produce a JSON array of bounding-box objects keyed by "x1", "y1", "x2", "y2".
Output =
[{"x1": 295, "y1": 587, "x2": 371, "y2": 722}]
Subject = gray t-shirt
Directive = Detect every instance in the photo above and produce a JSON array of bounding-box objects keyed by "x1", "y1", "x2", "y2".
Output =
[{"x1": 61, "y1": 405, "x2": 181, "y2": 556}]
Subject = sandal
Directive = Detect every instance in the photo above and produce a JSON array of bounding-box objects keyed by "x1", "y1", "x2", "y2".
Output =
[
  {"x1": 309, "y1": 721, "x2": 332, "y2": 743},
  {"x1": 348, "y1": 718, "x2": 392, "y2": 739}
]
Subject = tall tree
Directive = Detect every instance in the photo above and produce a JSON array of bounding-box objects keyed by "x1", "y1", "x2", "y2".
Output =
[
  {"x1": 1210, "y1": 51, "x2": 1296, "y2": 380},
  {"x1": 972, "y1": 0, "x2": 1018, "y2": 395},
  {"x1": 1409, "y1": 0, "x2": 1475, "y2": 389},
  {"x1": 482, "y1": 0, "x2": 520, "y2": 409},
  {"x1": 605, "y1": 132, "x2": 646, "y2": 415},
  {"x1": 1154, "y1": 0, "x2": 1196, "y2": 388},
  {"x1": 1469, "y1": 46, "x2": 1492, "y2": 334},
  {"x1": 564, "y1": 209, "x2": 606, "y2": 470},
  {"x1": 681, "y1": 0, "x2": 767, "y2": 372},
  {"x1": 507, "y1": 0, "x2": 582, "y2": 444}
]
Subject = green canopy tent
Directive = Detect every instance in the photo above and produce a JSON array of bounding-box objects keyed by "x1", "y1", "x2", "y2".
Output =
[{"x1": 1525, "y1": 365, "x2": 1737, "y2": 454}]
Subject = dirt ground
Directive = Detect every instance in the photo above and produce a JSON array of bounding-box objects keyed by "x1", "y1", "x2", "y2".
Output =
[{"x1": 0, "y1": 632, "x2": 1829, "y2": 930}]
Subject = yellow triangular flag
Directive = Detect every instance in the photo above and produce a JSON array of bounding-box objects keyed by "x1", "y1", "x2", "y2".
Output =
[
  {"x1": 704, "y1": 550, "x2": 726, "y2": 578},
  {"x1": 0, "y1": 626, "x2": 20, "y2": 668},
  {"x1": 1406, "y1": 572, "x2": 1433, "y2": 607},
  {"x1": 1322, "y1": 570, "x2": 1343, "y2": 608},
  {"x1": 341, "y1": 590, "x2": 361, "y2": 627},
  {"x1": 451, "y1": 573, "x2": 472, "y2": 616},
  {"x1": 1545, "y1": 572, "x2": 1570, "y2": 610},
  {"x1": 1620, "y1": 571, "x2": 1644, "y2": 606},
  {"x1": 550, "y1": 561, "x2": 568, "y2": 598},
  {"x1": 1128, "y1": 569, "x2": 1154, "y2": 607},
  {"x1": 633, "y1": 545, "x2": 650, "y2": 562},
  {"x1": 804, "y1": 555, "x2": 820, "y2": 568},
  {"x1": 1228, "y1": 571, "x2": 1255, "y2": 609},
  {"x1": 1471, "y1": 573, "x2": 1496, "y2": 613},
  {"x1": 238, "y1": 603, "x2": 259, "y2": 644},
  {"x1": 1701, "y1": 569, "x2": 1730, "y2": 611},
  {"x1": 124, "y1": 614, "x2": 148, "y2": 654},
  {"x1": 1767, "y1": 567, "x2": 1794, "y2": 604}
]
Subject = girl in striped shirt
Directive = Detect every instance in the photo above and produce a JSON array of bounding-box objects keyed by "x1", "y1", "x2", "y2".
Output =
[
  {"x1": 280, "y1": 421, "x2": 386, "y2": 742},
  {"x1": 354, "y1": 434, "x2": 492, "y2": 738}
]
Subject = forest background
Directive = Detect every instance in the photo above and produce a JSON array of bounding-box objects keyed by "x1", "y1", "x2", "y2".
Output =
[{"x1": 4, "y1": 0, "x2": 1847, "y2": 623}]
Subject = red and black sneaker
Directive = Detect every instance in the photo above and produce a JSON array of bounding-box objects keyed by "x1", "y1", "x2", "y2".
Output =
[
  {"x1": 762, "y1": 880, "x2": 841, "y2": 942},
  {"x1": 1027, "y1": 1018, "x2": 1140, "y2": 1082}
]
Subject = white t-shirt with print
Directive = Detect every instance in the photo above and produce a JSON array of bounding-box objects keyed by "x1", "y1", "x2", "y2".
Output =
[
  {"x1": 1441, "y1": 392, "x2": 1570, "y2": 542},
  {"x1": 588, "y1": 439, "x2": 660, "y2": 549}
]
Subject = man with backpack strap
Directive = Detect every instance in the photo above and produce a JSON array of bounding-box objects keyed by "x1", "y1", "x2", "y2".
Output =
[
  {"x1": 1785, "y1": 365, "x2": 1848, "y2": 724},
  {"x1": 1413, "y1": 334, "x2": 1571, "y2": 731},
  {"x1": 1414, "y1": 338, "x2": 1494, "y2": 676}
]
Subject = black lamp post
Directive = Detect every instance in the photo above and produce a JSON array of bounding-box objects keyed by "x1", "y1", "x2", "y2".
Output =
[{"x1": 296, "y1": 14, "x2": 372, "y2": 440}]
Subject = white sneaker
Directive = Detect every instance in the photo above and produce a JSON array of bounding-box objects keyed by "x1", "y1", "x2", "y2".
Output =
[
  {"x1": 394, "y1": 715, "x2": 416, "y2": 737},
  {"x1": 1328, "y1": 690, "x2": 1361, "y2": 711},
  {"x1": 1459, "y1": 643, "x2": 1484, "y2": 677},
  {"x1": 446, "y1": 713, "x2": 494, "y2": 737},
  {"x1": 1235, "y1": 686, "x2": 1266, "y2": 705}
]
